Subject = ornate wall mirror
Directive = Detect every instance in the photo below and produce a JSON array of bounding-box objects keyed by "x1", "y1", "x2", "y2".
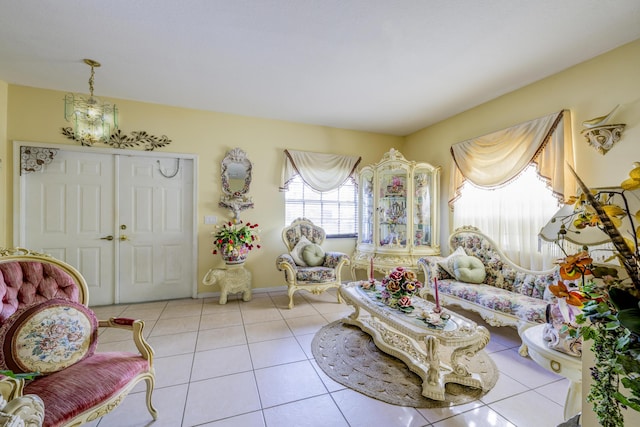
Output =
[{"x1": 219, "y1": 148, "x2": 254, "y2": 219}]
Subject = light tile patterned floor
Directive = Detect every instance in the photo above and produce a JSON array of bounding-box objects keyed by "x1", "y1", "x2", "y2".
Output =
[{"x1": 86, "y1": 289, "x2": 569, "y2": 427}]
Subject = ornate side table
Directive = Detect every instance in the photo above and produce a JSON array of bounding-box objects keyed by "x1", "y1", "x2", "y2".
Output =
[
  {"x1": 203, "y1": 263, "x2": 252, "y2": 304},
  {"x1": 522, "y1": 324, "x2": 582, "y2": 421}
]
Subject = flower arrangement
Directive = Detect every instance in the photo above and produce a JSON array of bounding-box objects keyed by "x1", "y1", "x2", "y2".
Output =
[
  {"x1": 211, "y1": 220, "x2": 260, "y2": 263},
  {"x1": 386, "y1": 175, "x2": 405, "y2": 195},
  {"x1": 379, "y1": 266, "x2": 423, "y2": 311},
  {"x1": 549, "y1": 163, "x2": 640, "y2": 427}
]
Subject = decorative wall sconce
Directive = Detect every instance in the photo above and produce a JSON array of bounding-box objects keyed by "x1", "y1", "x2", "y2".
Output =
[
  {"x1": 64, "y1": 59, "x2": 118, "y2": 145},
  {"x1": 581, "y1": 104, "x2": 626, "y2": 155}
]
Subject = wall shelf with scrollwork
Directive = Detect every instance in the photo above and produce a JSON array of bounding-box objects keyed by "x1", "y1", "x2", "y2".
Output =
[{"x1": 581, "y1": 124, "x2": 626, "y2": 155}]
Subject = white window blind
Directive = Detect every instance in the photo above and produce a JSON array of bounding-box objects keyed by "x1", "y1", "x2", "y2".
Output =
[{"x1": 285, "y1": 175, "x2": 357, "y2": 237}]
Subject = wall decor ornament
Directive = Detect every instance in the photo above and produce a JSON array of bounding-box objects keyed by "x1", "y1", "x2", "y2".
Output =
[
  {"x1": 580, "y1": 105, "x2": 626, "y2": 155},
  {"x1": 218, "y1": 148, "x2": 254, "y2": 219},
  {"x1": 20, "y1": 146, "x2": 58, "y2": 174},
  {"x1": 581, "y1": 124, "x2": 626, "y2": 155},
  {"x1": 61, "y1": 127, "x2": 171, "y2": 151}
]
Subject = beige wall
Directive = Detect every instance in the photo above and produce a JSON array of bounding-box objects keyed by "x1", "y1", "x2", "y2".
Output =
[
  {"x1": 1, "y1": 84, "x2": 402, "y2": 294},
  {"x1": 404, "y1": 38, "x2": 640, "y2": 256},
  {"x1": 404, "y1": 38, "x2": 640, "y2": 427},
  {"x1": 0, "y1": 81, "x2": 7, "y2": 245}
]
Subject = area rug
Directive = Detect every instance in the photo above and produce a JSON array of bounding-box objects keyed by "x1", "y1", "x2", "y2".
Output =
[{"x1": 312, "y1": 320, "x2": 499, "y2": 408}]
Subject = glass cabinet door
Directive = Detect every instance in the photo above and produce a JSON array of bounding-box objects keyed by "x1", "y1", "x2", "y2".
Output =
[
  {"x1": 413, "y1": 169, "x2": 432, "y2": 247},
  {"x1": 360, "y1": 169, "x2": 374, "y2": 244},
  {"x1": 353, "y1": 149, "x2": 440, "y2": 280},
  {"x1": 378, "y1": 166, "x2": 409, "y2": 248}
]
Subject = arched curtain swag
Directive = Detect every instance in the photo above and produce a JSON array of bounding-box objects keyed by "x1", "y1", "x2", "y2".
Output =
[
  {"x1": 280, "y1": 149, "x2": 361, "y2": 192},
  {"x1": 449, "y1": 110, "x2": 575, "y2": 208}
]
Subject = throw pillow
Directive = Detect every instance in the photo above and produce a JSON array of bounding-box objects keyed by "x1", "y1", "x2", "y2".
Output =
[
  {"x1": 0, "y1": 298, "x2": 98, "y2": 375},
  {"x1": 437, "y1": 246, "x2": 467, "y2": 277},
  {"x1": 453, "y1": 255, "x2": 486, "y2": 284},
  {"x1": 290, "y1": 235, "x2": 312, "y2": 266},
  {"x1": 302, "y1": 244, "x2": 325, "y2": 267}
]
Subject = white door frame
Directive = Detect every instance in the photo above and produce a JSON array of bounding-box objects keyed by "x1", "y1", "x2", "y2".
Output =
[{"x1": 13, "y1": 140, "x2": 199, "y2": 300}]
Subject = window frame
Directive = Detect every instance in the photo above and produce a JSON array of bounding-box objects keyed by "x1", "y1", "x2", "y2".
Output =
[{"x1": 284, "y1": 175, "x2": 358, "y2": 238}]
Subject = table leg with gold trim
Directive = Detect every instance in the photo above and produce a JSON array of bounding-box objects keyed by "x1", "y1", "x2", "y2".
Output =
[{"x1": 522, "y1": 324, "x2": 582, "y2": 420}]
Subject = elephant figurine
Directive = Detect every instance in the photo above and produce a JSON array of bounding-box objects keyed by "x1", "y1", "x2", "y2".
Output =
[{"x1": 203, "y1": 265, "x2": 252, "y2": 304}]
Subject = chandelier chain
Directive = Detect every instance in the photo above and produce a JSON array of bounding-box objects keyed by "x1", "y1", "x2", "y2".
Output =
[{"x1": 88, "y1": 65, "x2": 95, "y2": 96}]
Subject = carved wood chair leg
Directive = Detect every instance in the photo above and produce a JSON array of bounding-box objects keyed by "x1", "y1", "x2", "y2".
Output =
[
  {"x1": 518, "y1": 343, "x2": 529, "y2": 357},
  {"x1": 288, "y1": 288, "x2": 296, "y2": 309},
  {"x1": 145, "y1": 376, "x2": 158, "y2": 420}
]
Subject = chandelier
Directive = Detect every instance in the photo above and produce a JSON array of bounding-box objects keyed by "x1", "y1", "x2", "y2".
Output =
[{"x1": 64, "y1": 59, "x2": 118, "y2": 144}]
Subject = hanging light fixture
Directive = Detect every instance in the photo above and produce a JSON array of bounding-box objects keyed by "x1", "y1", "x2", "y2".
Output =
[{"x1": 64, "y1": 59, "x2": 118, "y2": 145}]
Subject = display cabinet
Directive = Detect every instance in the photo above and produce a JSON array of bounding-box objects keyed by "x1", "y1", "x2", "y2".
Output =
[{"x1": 352, "y1": 149, "x2": 440, "y2": 278}]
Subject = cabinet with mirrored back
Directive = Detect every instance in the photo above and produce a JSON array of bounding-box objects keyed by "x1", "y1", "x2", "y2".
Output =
[{"x1": 352, "y1": 148, "x2": 440, "y2": 279}]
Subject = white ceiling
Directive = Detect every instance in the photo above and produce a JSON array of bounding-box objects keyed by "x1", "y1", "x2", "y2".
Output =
[{"x1": 1, "y1": 1, "x2": 639, "y2": 136}]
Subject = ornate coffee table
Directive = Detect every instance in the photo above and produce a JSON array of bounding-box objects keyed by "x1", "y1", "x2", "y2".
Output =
[{"x1": 339, "y1": 281, "x2": 491, "y2": 401}]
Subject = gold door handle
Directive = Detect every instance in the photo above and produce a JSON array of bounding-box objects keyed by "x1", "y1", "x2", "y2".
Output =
[
  {"x1": 100, "y1": 235, "x2": 114, "y2": 241},
  {"x1": 119, "y1": 235, "x2": 129, "y2": 241}
]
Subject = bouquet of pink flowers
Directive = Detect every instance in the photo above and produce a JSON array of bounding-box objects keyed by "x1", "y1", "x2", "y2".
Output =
[{"x1": 380, "y1": 266, "x2": 423, "y2": 310}]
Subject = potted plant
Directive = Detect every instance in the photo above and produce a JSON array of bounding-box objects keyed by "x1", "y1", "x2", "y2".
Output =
[
  {"x1": 555, "y1": 163, "x2": 640, "y2": 427},
  {"x1": 211, "y1": 220, "x2": 261, "y2": 264}
]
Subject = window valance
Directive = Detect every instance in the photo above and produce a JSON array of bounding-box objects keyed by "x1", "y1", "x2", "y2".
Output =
[
  {"x1": 280, "y1": 149, "x2": 361, "y2": 192},
  {"x1": 449, "y1": 110, "x2": 575, "y2": 207}
]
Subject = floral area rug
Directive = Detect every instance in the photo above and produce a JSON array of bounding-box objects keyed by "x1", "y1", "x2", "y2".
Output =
[{"x1": 312, "y1": 320, "x2": 499, "y2": 408}]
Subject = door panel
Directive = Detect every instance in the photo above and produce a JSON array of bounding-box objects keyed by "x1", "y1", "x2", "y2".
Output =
[
  {"x1": 24, "y1": 151, "x2": 116, "y2": 305},
  {"x1": 117, "y1": 155, "x2": 193, "y2": 303}
]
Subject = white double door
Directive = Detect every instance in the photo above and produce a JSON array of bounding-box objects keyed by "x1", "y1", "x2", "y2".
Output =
[{"x1": 19, "y1": 147, "x2": 195, "y2": 306}]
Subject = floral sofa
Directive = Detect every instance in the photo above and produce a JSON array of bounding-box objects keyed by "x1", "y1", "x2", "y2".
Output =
[
  {"x1": 0, "y1": 248, "x2": 157, "y2": 427},
  {"x1": 418, "y1": 226, "x2": 561, "y2": 356}
]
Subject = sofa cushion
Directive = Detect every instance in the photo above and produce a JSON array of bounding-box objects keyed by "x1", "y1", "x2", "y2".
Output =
[
  {"x1": 302, "y1": 243, "x2": 325, "y2": 267},
  {"x1": 296, "y1": 267, "x2": 336, "y2": 282},
  {"x1": 437, "y1": 247, "x2": 467, "y2": 277},
  {"x1": 290, "y1": 235, "x2": 312, "y2": 266},
  {"x1": 0, "y1": 298, "x2": 98, "y2": 375},
  {"x1": 453, "y1": 255, "x2": 486, "y2": 283},
  {"x1": 437, "y1": 279, "x2": 547, "y2": 323},
  {"x1": 24, "y1": 352, "x2": 150, "y2": 427}
]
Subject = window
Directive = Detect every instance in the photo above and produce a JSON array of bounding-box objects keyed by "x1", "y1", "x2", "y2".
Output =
[
  {"x1": 285, "y1": 175, "x2": 357, "y2": 237},
  {"x1": 449, "y1": 111, "x2": 572, "y2": 270},
  {"x1": 453, "y1": 164, "x2": 560, "y2": 270}
]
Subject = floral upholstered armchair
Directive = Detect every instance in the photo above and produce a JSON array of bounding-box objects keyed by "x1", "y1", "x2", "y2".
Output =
[
  {"x1": 0, "y1": 248, "x2": 157, "y2": 427},
  {"x1": 276, "y1": 218, "x2": 350, "y2": 309}
]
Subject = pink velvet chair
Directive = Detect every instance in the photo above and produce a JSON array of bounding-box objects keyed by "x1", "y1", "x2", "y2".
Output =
[{"x1": 0, "y1": 248, "x2": 157, "y2": 427}]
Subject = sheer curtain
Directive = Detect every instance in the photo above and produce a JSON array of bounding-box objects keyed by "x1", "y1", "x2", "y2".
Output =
[
  {"x1": 453, "y1": 165, "x2": 561, "y2": 270},
  {"x1": 450, "y1": 110, "x2": 574, "y2": 270}
]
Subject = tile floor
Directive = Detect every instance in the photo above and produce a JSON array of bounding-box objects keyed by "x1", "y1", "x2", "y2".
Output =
[{"x1": 87, "y1": 289, "x2": 569, "y2": 427}]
